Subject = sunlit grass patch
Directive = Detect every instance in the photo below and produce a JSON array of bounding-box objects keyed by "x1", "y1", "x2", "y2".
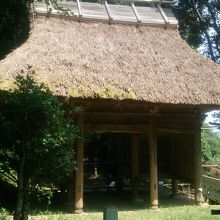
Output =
[{"x1": 28, "y1": 205, "x2": 220, "y2": 220}]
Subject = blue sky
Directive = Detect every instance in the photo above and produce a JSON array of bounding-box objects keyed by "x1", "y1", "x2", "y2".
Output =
[{"x1": 204, "y1": 110, "x2": 220, "y2": 135}]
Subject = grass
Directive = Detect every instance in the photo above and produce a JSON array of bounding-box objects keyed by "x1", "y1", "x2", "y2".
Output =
[
  {"x1": 3, "y1": 190, "x2": 220, "y2": 220},
  {"x1": 30, "y1": 190, "x2": 220, "y2": 220},
  {"x1": 32, "y1": 205, "x2": 220, "y2": 220}
]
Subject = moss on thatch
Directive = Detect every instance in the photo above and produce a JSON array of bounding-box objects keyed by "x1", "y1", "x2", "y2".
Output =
[
  {"x1": 0, "y1": 77, "x2": 16, "y2": 91},
  {"x1": 67, "y1": 84, "x2": 136, "y2": 99}
]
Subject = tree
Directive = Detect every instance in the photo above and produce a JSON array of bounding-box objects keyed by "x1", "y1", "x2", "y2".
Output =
[
  {"x1": 175, "y1": 0, "x2": 220, "y2": 144},
  {"x1": 0, "y1": 73, "x2": 78, "y2": 220},
  {"x1": 174, "y1": 0, "x2": 220, "y2": 64},
  {"x1": 201, "y1": 125, "x2": 220, "y2": 165},
  {"x1": 0, "y1": 0, "x2": 30, "y2": 59}
]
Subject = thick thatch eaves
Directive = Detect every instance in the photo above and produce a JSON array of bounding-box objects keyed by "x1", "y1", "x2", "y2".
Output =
[{"x1": 0, "y1": 17, "x2": 220, "y2": 106}]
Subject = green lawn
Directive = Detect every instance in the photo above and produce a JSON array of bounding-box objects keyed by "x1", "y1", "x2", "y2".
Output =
[
  {"x1": 33, "y1": 205, "x2": 220, "y2": 220},
  {"x1": 3, "y1": 190, "x2": 220, "y2": 220}
]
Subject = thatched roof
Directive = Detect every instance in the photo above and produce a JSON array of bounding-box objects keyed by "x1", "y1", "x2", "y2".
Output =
[{"x1": 0, "y1": 16, "x2": 220, "y2": 106}]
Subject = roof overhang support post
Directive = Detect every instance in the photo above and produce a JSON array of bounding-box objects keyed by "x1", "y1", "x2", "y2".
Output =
[
  {"x1": 171, "y1": 135, "x2": 178, "y2": 197},
  {"x1": 131, "y1": 3, "x2": 141, "y2": 23},
  {"x1": 76, "y1": 0, "x2": 82, "y2": 18},
  {"x1": 74, "y1": 116, "x2": 84, "y2": 214},
  {"x1": 171, "y1": 179, "x2": 178, "y2": 197},
  {"x1": 132, "y1": 134, "x2": 141, "y2": 201},
  {"x1": 104, "y1": 1, "x2": 113, "y2": 22},
  {"x1": 116, "y1": 135, "x2": 124, "y2": 192},
  {"x1": 194, "y1": 114, "x2": 204, "y2": 205},
  {"x1": 149, "y1": 115, "x2": 159, "y2": 209}
]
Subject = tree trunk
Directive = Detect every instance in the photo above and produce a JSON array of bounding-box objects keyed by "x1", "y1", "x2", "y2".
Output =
[
  {"x1": 20, "y1": 177, "x2": 30, "y2": 220},
  {"x1": 14, "y1": 155, "x2": 25, "y2": 220}
]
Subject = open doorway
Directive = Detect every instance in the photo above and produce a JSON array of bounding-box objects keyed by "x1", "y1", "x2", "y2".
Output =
[{"x1": 84, "y1": 133, "x2": 132, "y2": 191}]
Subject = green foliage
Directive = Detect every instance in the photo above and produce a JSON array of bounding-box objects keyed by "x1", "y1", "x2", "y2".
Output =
[
  {"x1": 0, "y1": 0, "x2": 30, "y2": 59},
  {"x1": 0, "y1": 73, "x2": 78, "y2": 179},
  {"x1": 0, "y1": 72, "x2": 78, "y2": 219},
  {"x1": 0, "y1": 208, "x2": 9, "y2": 220},
  {"x1": 201, "y1": 128, "x2": 220, "y2": 165},
  {"x1": 174, "y1": 0, "x2": 203, "y2": 48},
  {"x1": 30, "y1": 184, "x2": 55, "y2": 207},
  {"x1": 174, "y1": 0, "x2": 220, "y2": 63}
]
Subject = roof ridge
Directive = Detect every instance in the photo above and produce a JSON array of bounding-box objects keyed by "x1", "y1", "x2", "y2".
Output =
[{"x1": 33, "y1": 0, "x2": 178, "y2": 28}]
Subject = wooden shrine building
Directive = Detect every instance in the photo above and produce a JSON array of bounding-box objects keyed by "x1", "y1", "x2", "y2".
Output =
[{"x1": 1, "y1": 0, "x2": 220, "y2": 213}]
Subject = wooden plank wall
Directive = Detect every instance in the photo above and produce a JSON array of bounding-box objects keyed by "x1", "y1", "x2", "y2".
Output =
[
  {"x1": 138, "y1": 137, "x2": 171, "y2": 178},
  {"x1": 173, "y1": 133, "x2": 194, "y2": 182}
]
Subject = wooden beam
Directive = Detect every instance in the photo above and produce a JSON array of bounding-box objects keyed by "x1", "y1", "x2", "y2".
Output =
[
  {"x1": 194, "y1": 115, "x2": 203, "y2": 205},
  {"x1": 158, "y1": 128, "x2": 193, "y2": 134},
  {"x1": 149, "y1": 116, "x2": 158, "y2": 209},
  {"x1": 84, "y1": 123, "x2": 194, "y2": 134},
  {"x1": 75, "y1": 111, "x2": 196, "y2": 118},
  {"x1": 132, "y1": 134, "x2": 140, "y2": 201},
  {"x1": 70, "y1": 97, "x2": 216, "y2": 112},
  {"x1": 85, "y1": 124, "x2": 149, "y2": 133},
  {"x1": 75, "y1": 116, "x2": 84, "y2": 214}
]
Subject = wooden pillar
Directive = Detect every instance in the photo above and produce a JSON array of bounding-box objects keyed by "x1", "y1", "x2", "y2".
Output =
[
  {"x1": 74, "y1": 116, "x2": 84, "y2": 214},
  {"x1": 171, "y1": 179, "x2": 178, "y2": 197},
  {"x1": 149, "y1": 116, "x2": 158, "y2": 209},
  {"x1": 194, "y1": 114, "x2": 203, "y2": 205},
  {"x1": 116, "y1": 134, "x2": 123, "y2": 192},
  {"x1": 171, "y1": 135, "x2": 178, "y2": 197},
  {"x1": 132, "y1": 134, "x2": 139, "y2": 201}
]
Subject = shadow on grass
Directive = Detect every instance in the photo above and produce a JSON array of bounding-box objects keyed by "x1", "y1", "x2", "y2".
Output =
[
  {"x1": 37, "y1": 189, "x2": 195, "y2": 215},
  {"x1": 83, "y1": 189, "x2": 194, "y2": 213}
]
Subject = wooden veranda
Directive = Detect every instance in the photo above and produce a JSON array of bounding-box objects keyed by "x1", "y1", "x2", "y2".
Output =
[{"x1": 72, "y1": 99, "x2": 205, "y2": 213}]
